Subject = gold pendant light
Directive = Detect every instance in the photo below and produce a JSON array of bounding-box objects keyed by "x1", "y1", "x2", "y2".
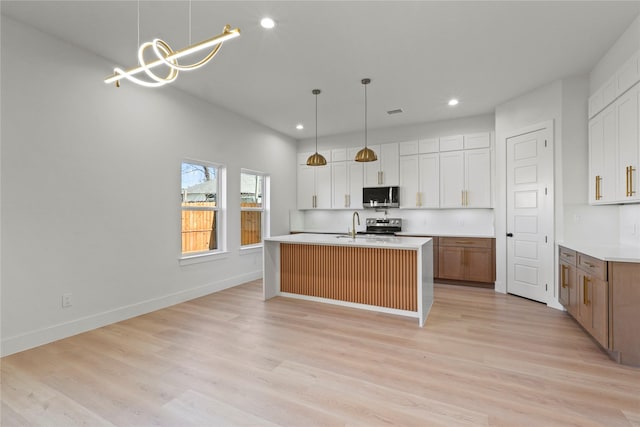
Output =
[
  {"x1": 355, "y1": 78, "x2": 378, "y2": 162},
  {"x1": 306, "y1": 89, "x2": 327, "y2": 166}
]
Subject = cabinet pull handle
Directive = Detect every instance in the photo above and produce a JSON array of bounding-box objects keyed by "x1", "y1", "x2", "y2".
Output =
[
  {"x1": 595, "y1": 175, "x2": 601, "y2": 200},
  {"x1": 630, "y1": 166, "x2": 636, "y2": 196},
  {"x1": 584, "y1": 261, "x2": 595, "y2": 268},
  {"x1": 344, "y1": 194, "x2": 348, "y2": 208},
  {"x1": 465, "y1": 190, "x2": 469, "y2": 206},
  {"x1": 561, "y1": 265, "x2": 568, "y2": 288},
  {"x1": 461, "y1": 190, "x2": 465, "y2": 206},
  {"x1": 312, "y1": 195, "x2": 317, "y2": 208},
  {"x1": 378, "y1": 170, "x2": 383, "y2": 185},
  {"x1": 583, "y1": 276, "x2": 590, "y2": 306},
  {"x1": 626, "y1": 166, "x2": 630, "y2": 197}
]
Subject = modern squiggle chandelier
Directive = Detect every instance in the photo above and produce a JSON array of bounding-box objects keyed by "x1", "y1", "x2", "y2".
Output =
[{"x1": 104, "y1": 24, "x2": 240, "y2": 88}]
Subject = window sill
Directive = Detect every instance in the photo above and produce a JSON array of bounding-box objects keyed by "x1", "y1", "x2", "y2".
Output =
[
  {"x1": 179, "y1": 251, "x2": 229, "y2": 266},
  {"x1": 239, "y1": 244, "x2": 263, "y2": 254}
]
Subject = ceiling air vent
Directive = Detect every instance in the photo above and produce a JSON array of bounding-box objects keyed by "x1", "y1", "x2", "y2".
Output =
[{"x1": 387, "y1": 108, "x2": 403, "y2": 115}]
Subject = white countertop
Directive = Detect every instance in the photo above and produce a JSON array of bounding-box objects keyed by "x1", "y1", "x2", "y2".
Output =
[
  {"x1": 266, "y1": 233, "x2": 432, "y2": 250},
  {"x1": 558, "y1": 241, "x2": 640, "y2": 263}
]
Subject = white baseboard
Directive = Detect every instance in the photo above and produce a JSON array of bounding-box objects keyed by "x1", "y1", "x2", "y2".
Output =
[{"x1": 1, "y1": 271, "x2": 262, "y2": 357}]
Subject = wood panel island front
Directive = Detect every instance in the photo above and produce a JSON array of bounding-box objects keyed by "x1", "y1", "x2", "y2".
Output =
[{"x1": 263, "y1": 234, "x2": 434, "y2": 326}]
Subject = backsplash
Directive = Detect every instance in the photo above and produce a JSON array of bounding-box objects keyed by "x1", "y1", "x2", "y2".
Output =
[
  {"x1": 291, "y1": 209, "x2": 495, "y2": 237},
  {"x1": 620, "y1": 204, "x2": 640, "y2": 246}
]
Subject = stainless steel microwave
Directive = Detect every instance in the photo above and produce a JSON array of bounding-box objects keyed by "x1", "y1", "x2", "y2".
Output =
[{"x1": 362, "y1": 186, "x2": 399, "y2": 208}]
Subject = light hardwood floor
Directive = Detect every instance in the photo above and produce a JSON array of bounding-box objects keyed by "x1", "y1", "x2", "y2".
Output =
[{"x1": 2, "y1": 281, "x2": 639, "y2": 426}]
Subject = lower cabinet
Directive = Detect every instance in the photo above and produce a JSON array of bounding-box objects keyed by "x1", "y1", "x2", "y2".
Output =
[
  {"x1": 558, "y1": 247, "x2": 578, "y2": 317},
  {"x1": 438, "y1": 237, "x2": 496, "y2": 284},
  {"x1": 558, "y1": 246, "x2": 640, "y2": 367}
]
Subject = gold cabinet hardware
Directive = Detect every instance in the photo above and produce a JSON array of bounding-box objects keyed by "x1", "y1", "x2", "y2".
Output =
[
  {"x1": 595, "y1": 175, "x2": 602, "y2": 200},
  {"x1": 630, "y1": 166, "x2": 636, "y2": 196},
  {"x1": 465, "y1": 190, "x2": 469, "y2": 206},
  {"x1": 561, "y1": 265, "x2": 568, "y2": 288},
  {"x1": 344, "y1": 194, "x2": 349, "y2": 208},
  {"x1": 626, "y1": 166, "x2": 630, "y2": 197},
  {"x1": 582, "y1": 276, "x2": 590, "y2": 306}
]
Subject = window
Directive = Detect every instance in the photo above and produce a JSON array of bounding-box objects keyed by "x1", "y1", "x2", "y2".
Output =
[
  {"x1": 240, "y1": 170, "x2": 268, "y2": 246},
  {"x1": 181, "y1": 160, "x2": 225, "y2": 256}
]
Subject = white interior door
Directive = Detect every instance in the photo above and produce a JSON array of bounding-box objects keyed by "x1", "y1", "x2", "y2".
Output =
[{"x1": 506, "y1": 127, "x2": 554, "y2": 303}]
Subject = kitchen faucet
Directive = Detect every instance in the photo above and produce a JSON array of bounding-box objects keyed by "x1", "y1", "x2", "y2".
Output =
[{"x1": 351, "y1": 211, "x2": 360, "y2": 239}]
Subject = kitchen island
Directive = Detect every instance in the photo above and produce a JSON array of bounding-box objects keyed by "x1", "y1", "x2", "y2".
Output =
[{"x1": 263, "y1": 234, "x2": 433, "y2": 326}]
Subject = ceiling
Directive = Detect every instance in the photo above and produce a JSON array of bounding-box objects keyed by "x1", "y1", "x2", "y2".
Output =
[{"x1": 2, "y1": 1, "x2": 640, "y2": 139}]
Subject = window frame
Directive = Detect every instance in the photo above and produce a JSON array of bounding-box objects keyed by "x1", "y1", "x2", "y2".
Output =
[
  {"x1": 180, "y1": 159, "x2": 227, "y2": 262},
  {"x1": 240, "y1": 169, "x2": 269, "y2": 249}
]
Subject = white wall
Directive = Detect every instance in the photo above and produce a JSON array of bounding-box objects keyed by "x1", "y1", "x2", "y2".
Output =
[
  {"x1": 494, "y1": 76, "x2": 615, "y2": 302},
  {"x1": 0, "y1": 17, "x2": 297, "y2": 356},
  {"x1": 296, "y1": 114, "x2": 496, "y2": 236}
]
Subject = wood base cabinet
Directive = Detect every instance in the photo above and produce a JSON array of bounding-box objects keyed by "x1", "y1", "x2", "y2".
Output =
[
  {"x1": 558, "y1": 246, "x2": 640, "y2": 367},
  {"x1": 558, "y1": 247, "x2": 578, "y2": 317},
  {"x1": 438, "y1": 237, "x2": 495, "y2": 284},
  {"x1": 609, "y1": 262, "x2": 640, "y2": 366}
]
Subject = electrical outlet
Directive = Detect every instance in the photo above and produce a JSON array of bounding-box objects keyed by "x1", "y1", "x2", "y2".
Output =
[{"x1": 62, "y1": 293, "x2": 72, "y2": 308}]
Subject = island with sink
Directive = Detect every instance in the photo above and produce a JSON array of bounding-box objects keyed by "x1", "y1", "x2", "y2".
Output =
[{"x1": 263, "y1": 233, "x2": 434, "y2": 326}]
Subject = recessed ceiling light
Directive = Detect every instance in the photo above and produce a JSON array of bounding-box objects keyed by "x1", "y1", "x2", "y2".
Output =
[
  {"x1": 448, "y1": 98, "x2": 459, "y2": 106},
  {"x1": 296, "y1": 124, "x2": 304, "y2": 130},
  {"x1": 260, "y1": 17, "x2": 276, "y2": 29}
]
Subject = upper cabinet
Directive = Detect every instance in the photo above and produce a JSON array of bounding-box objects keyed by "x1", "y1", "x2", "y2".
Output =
[
  {"x1": 440, "y1": 148, "x2": 492, "y2": 208},
  {"x1": 399, "y1": 153, "x2": 439, "y2": 209},
  {"x1": 297, "y1": 132, "x2": 493, "y2": 210},
  {"x1": 363, "y1": 142, "x2": 399, "y2": 187},
  {"x1": 297, "y1": 151, "x2": 331, "y2": 210},
  {"x1": 589, "y1": 103, "x2": 617, "y2": 204},
  {"x1": 588, "y1": 82, "x2": 640, "y2": 205},
  {"x1": 331, "y1": 148, "x2": 364, "y2": 209},
  {"x1": 588, "y1": 47, "x2": 640, "y2": 205}
]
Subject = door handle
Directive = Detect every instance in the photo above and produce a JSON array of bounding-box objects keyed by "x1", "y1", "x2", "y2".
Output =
[
  {"x1": 506, "y1": 233, "x2": 513, "y2": 237},
  {"x1": 561, "y1": 265, "x2": 568, "y2": 288}
]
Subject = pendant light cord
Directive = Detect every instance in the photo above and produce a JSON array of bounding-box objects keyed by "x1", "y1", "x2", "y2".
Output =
[
  {"x1": 189, "y1": 0, "x2": 192, "y2": 45},
  {"x1": 315, "y1": 92, "x2": 318, "y2": 152},
  {"x1": 364, "y1": 82, "x2": 368, "y2": 149},
  {"x1": 137, "y1": 0, "x2": 140, "y2": 48}
]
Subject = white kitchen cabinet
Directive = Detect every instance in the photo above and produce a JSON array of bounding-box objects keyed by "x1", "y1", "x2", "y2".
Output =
[
  {"x1": 439, "y1": 135, "x2": 463, "y2": 152},
  {"x1": 589, "y1": 103, "x2": 617, "y2": 204},
  {"x1": 400, "y1": 139, "x2": 439, "y2": 156},
  {"x1": 588, "y1": 83, "x2": 640, "y2": 205},
  {"x1": 297, "y1": 164, "x2": 331, "y2": 210},
  {"x1": 400, "y1": 153, "x2": 439, "y2": 208},
  {"x1": 616, "y1": 50, "x2": 640, "y2": 98},
  {"x1": 463, "y1": 133, "x2": 491, "y2": 150},
  {"x1": 419, "y1": 138, "x2": 439, "y2": 153},
  {"x1": 440, "y1": 149, "x2": 491, "y2": 208},
  {"x1": 616, "y1": 83, "x2": 639, "y2": 202},
  {"x1": 399, "y1": 140, "x2": 419, "y2": 156},
  {"x1": 588, "y1": 77, "x2": 617, "y2": 119},
  {"x1": 332, "y1": 159, "x2": 363, "y2": 209},
  {"x1": 363, "y1": 142, "x2": 399, "y2": 187}
]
